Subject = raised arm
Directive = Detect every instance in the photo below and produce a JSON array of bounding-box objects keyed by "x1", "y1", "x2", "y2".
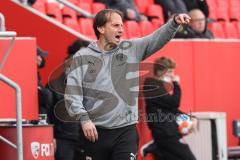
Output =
[{"x1": 131, "y1": 14, "x2": 191, "y2": 61}]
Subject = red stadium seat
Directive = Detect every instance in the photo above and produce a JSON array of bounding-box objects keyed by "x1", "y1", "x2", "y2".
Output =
[
  {"x1": 224, "y1": 22, "x2": 238, "y2": 38},
  {"x1": 45, "y1": 2, "x2": 63, "y2": 23},
  {"x1": 151, "y1": 18, "x2": 163, "y2": 30},
  {"x1": 63, "y1": 18, "x2": 80, "y2": 32},
  {"x1": 229, "y1": 0, "x2": 240, "y2": 8},
  {"x1": 79, "y1": 18, "x2": 96, "y2": 40},
  {"x1": 139, "y1": 21, "x2": 154, "y2": 36},
  {"x1": 209, "y1": 22, "x2": 225, "y2": 38},
  {"x1": 206, "y1": 0, "x2": 217, "y2": 8},
  {"x1": 216, "y1": 7, "x2": 229, "y2": 21},
  {"x1": 78, "y1": 0, "x2": 93, "y2": 5},
  {"x1": 229, "y1": 8, "x2": 240, "y2": 21},
  {"x1": 134, "y1": 0, "x2": 153, "y2": 14},
  {"x1": 92, "y1": 3, "x2": 106, "y2": 14},
  {"x1": 236, "y1": 22, "x2": 240, "y2": 38},
  {"x1": 209, "y1": 8, "x2": 217, "y2": 20},
  {"x1": 146, "y1": 4, "x2": 164, "y2": 20},
  {"x1": 77, "y1": 3, "x2": 92, "y2": 17},
  {"x1": 206, "y1": 0, "x2": 217, "y2": 19},
  {"x1": 125, "y1": 21, "x2": 142, "y2": 38},
  {"x1": 216, "y1": 0, "x2": 228, "y2": 8},
  {"x1": 146, "y1": 4, "x2": 162, "y2": 18},
  {"x1": 62, "y1": 6, "x2": 77, "y2": 20},
  {"x1": 32, "y1": 0, "x2": 46, "y2": 14},
  {"x1": 67, "y1": 0, "x2": 79, "y2": 5}
]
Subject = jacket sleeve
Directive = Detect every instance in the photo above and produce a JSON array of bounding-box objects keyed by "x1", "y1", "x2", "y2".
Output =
[
  {"x1": 130, "y1": 19, "x2": 180, "y2": 61},
  {"x1": 64, "y1": 54, "x2": 90, "y2": 123},
  {"x1": 158, "y1": 81, "x2": 181, "y2": 109}
]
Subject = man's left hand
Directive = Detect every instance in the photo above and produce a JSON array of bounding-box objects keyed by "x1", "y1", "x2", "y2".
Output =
[{"x1": 174, "y1": 14, "x2": 191, "y2": 25}]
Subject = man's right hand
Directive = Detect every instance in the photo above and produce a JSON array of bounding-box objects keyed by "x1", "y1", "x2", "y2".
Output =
[{"x1": 81, "y1": 120, "x2": 98, "y2": 142}]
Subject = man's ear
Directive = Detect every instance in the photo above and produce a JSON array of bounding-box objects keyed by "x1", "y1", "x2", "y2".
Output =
[{"x1": 97, "y1": 26, "x2": 104, "y2": 34}]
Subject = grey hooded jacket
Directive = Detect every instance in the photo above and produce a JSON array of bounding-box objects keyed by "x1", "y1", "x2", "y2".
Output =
[{"x1": 65, "y1": 19, "x2": 179, "y2": 129}]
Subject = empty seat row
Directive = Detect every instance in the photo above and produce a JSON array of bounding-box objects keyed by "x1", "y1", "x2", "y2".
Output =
[
  {"x1": 64, "y1": 18, "x2": 157, "y2": 40},
  {"x1": 209, "y1": 22, "x2": 240, "y2": 38},
  {"x1": 207, "y1": 0, "x2": 240, "y2": 21},
  {"x1": 33, "y1": 0, "x2": 106, "y2": 20},
  {"x1": 207, "y1": 0, "x2": 240, "y2": 8}
]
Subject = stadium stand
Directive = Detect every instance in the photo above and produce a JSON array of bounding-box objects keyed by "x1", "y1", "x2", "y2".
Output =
[
  {"x1": 32, "y1": 0, "x2": 46, "y2": 13},
  {"x1": 237, "y1": 22, "x2": 240, "y2": 38},
  {"x1": 92, "y1": 2, "x2": 106, "y2": 14},
  {"x1": 224, "y1": 22, "x2": 239, "y2": 39},
  {"x1": 67, "y1": 0, "x2": 78, "y2": 5},
  {"x1": 209, "y1": 22, "x2": 225, "y2": 38},
  {"x1": 134, "y1": 0, "x2": 154, "y2": 14},
  {"x1": 77, "y1": 2, "x2": 92, "y2": 17},
  {"x1": 62, "y1": 5, "x2": 77, "y2": 20},
  {"x1": 125, "y1": 20, "x2": 142, "y2": 38},
  {"x1": 146, "y1": 4, "x2": 164, "y2": 26},
  {"x1": 78, "y1": 18, "x2": 96, "y2": 40},
  {"x1": 30, "y1": 0, "x2": 240, "y2": 40},
  {"x1": 139, "y1": 21, "x2": 154, "y2": 36},
  {"x1": 46, "y1": 2, "x2": 63, "y2": 23},
  {"x1": 63, "y1": 18, "x2": 80, "y2": 32}
]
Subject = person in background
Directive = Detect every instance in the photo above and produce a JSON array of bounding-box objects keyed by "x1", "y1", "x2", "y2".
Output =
[
  {"x1": 142, "y1": 57, "x2": 197, "y2": 160},
  {"x1": 182, "y1": 0, "x2": 209, "y2": 18},
  {"x1": 155, "y1": 0, "x2": 188, "y2": 22},
  {"x1": 175, "y1": 9, "x2": 213, "y2": 39},
  {"x1": 155, "y1": 0, "x2": 209, "y2": 22},
  {"x1": 47, "y1": 39, "x2": 90, "y2": 160},
  {"x1": 37, "y1": 47, "x2": 52, "y2": 115},
  {"x1": 99, "y1": 0, "x2": 148, "y2": 21}
]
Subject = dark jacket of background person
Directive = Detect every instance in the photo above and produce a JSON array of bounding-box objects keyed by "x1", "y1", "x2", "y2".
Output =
[
  {"x1": 155, "y1": 0, "x2": 188, "y2": 22},
  {"x1": 104, "y1": 0, "x2": 143, "y2": 21},
  {"x1": 47, "y1": 73, "x2": 81, "y2": 141},
  {"x1": 174, "y1": 25, "x2": 214, "y2": 39},
  {"x1": 37, "y1": 47, "x2": 52, "y2": 115},
  {"x1": 47, "y1": 40, "x2": 90, "y2": 141},
  {"x1": 144, "y1": 78, "x2": 182, "y2": 138},
  {"x1": 38, "y1": 73, "x2": 52, "y2": 114},
  {"x1": 182, "y1": 0, "x2": 209, "y2": 17}
]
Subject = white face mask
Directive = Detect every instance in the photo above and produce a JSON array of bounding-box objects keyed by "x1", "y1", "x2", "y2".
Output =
[{"x1": 162, "y1": 76, "x2": 172, "y2": 83}]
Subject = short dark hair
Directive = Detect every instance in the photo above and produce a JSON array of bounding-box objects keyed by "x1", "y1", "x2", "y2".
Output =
[
  {"x1": 93, "y1": 9, "x2": 123, "y2": 39},
  {"x1": 154, "y1": 57, "x2": 176, "y2": 75},
  {"x1": 67, "y1": 39, "x2": 90, "y2": 56}
]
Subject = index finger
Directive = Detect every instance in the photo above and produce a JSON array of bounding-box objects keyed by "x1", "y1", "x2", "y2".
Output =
[{"x1": 93, "y1": 127, "x2": 98, "y2": 141}]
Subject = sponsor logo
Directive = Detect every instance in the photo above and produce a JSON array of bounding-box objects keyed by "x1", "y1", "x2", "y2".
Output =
[
  {"x1": 130, "y1": 153, "x2": 137, "y2": 160},
  {"x1": 31, "y1": 142, "x2": 40, "y2": 159},
  {"x1": 30, "y1": 142, "x2": 54, "y2": 159}
]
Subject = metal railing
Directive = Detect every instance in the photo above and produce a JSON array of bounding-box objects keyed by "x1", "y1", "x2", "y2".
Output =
[
  {"x1": 0, "y1": 13, "x2": 6, "y2": 31},
  {"x1": 56, "y1": 0, "x2": 95, "y2": 18},
  {"x1": 0, "y1": 13, "x2": 23, "y2": 160},
  {"x1": 18, "y1": 0, "x2": 94, "y2": 18}
]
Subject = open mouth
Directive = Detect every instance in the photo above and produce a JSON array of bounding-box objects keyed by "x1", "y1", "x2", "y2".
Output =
[{"x1": 115, "y1": 35, "x2": 121, "y2": 41}]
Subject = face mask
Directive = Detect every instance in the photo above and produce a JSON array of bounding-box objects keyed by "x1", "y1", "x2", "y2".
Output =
[
  {"x1": 38, "y1": 57, "x2": 46, "y2": 69},
  {"x1": 162, "y1": 76, "x2": 172, "y2": 83}
]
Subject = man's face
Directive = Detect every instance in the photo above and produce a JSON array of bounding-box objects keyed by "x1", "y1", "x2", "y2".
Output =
[
  {"x1": 189, "y1": 12, "x2": 206, "y2": 33},
  {"x1": 99, "y1": 13, "x2": 124, "y2": 45},
  {"x1": 37, "y1": 55, "x2": 42, "y2": 67}
]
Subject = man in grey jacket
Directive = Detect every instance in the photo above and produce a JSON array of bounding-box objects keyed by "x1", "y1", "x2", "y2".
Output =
[{"x1": 65, "y1": 9, "x2": 190, "y2": 160}]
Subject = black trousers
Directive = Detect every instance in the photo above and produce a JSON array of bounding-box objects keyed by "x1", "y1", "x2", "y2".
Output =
[
  {"x1": 55, "y1": 138, "x2": 79, "y2": 160},
  {"x1": 79, "y1": 124, "x2": 138, "y2": 160},
  {"x1": 153, "y1": 136, "x2": 196, "y2": 160}
]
